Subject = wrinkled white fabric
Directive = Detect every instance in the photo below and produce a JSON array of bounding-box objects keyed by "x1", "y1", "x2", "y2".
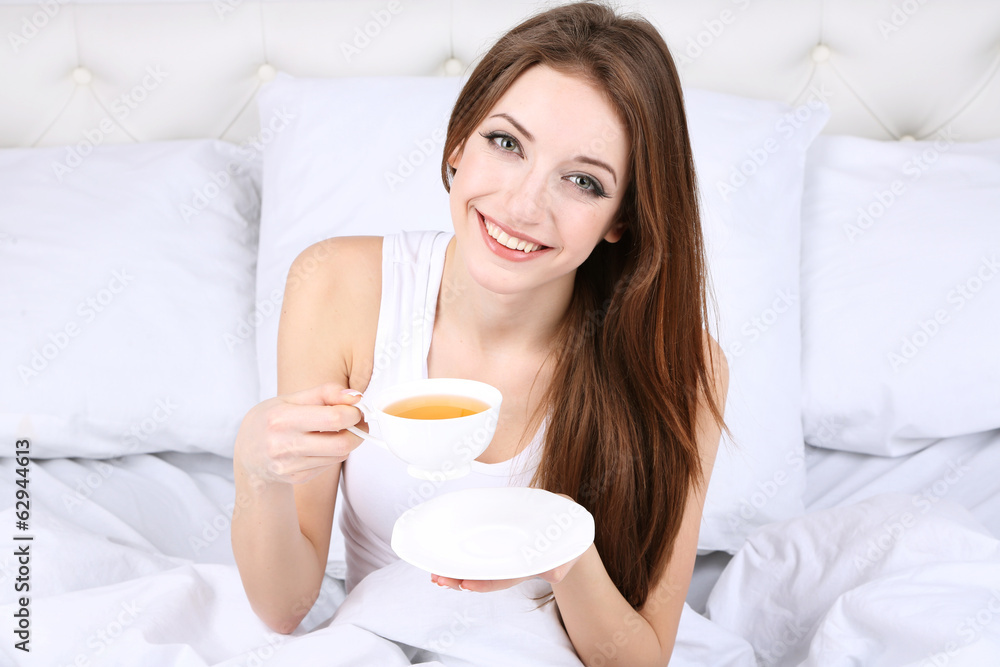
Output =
[{"x1": 707, "y1": 493, "x2": 1000, "y2": 666}]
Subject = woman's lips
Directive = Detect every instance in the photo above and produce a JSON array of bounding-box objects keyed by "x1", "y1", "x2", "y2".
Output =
[{"x1": 476, "y1": 210, "x2": 550, "y2": 262}]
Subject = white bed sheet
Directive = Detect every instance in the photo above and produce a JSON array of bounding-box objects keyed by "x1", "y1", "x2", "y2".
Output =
[
  {"x1": 687, "y1": 428, "x2": 1000, "y2": 614},
  {"x1": 803, "y1": 427, "x2": 1000, "y2": 537},
  {"x1": 694, "y1": 427, "x2": 1000, "y2": 667},
  {"x1": 0, "y1": 451, "x2": 755, "y2": 665},
  {"x1": 0, "y1": 453, "x2": 345, "y2": 666},
  {"x1": 3, "y1": 429, "x2": 998, "y2": 665}
]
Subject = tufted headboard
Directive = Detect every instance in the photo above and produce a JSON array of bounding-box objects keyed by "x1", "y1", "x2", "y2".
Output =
[{"x1": 1, "y1": 0, "x2": 999, "y2": 149}]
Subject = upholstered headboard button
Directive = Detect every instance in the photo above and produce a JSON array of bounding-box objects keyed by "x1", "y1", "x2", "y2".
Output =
[
  {"x1": 442, "y1": 57, "x2": 464, "y2": 77},
  {"x1": 811, "y1": 44, "x2": 831, "y2": 63},
  {"x1": 71, "y1": 66, "x2": 92, "y2": 85},
  {"x1": 257, "y1": 64, "x2": 277, "y2": 83}
]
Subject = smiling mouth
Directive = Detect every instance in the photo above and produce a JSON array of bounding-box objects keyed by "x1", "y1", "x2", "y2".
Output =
[{"x1": 480, "y1": 215, "x2": 546, "y2": 254}]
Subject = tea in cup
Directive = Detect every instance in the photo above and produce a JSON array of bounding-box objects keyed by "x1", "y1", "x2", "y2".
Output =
[{"x1": 346, "y1": 378, "x2": 502, "y2": 480}]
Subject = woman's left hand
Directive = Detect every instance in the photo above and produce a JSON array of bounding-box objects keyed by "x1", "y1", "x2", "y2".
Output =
[
  {"x1": 430, "y1": 492, "x2": 592, "y2": 592},
  {"x1": 430, "y1": 544, "x2": 592, "y2": 593}
]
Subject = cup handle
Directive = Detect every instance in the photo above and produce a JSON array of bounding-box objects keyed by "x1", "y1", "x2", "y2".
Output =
[
  {"x1": 346, "y1": 425, "x2": 388, "y2": 449},
  {"x1": 345, "y1": 398, "x2": 388, "y2": 450}
]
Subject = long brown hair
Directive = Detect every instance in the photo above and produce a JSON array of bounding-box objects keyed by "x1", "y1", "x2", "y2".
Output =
[{"x1": 441, "y1": 1, "x2": 726, "y2": 609}]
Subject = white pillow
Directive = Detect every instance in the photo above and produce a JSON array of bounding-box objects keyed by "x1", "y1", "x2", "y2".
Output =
[
  {"x1": 255, "y1": 74, "x2": 828, "y2": 553},
  {"x1": 801, "y1": 134, "x2": 1000, "y2": 456},
  {"x1": 690, "y1": 88, "x2": 828, "y2": 552},
  {"x1": 0, "y1": 140, "x2": 261, "y2": 458},
  {"x1": 255, "y1": 74, "x2": 462, "y2": 389}
]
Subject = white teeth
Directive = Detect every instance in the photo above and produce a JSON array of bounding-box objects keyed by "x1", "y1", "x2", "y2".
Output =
[{"x1": 483, "y1": 218, "x2": 543, "y2": 254}]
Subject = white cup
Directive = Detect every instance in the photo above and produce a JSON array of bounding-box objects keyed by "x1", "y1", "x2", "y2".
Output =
[{"x1": 347, "y1": 378, "x2": 502, "y2": 480}]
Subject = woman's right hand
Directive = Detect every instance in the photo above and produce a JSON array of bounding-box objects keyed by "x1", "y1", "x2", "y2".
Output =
[{"x1": 233, "y1": 382, "x2": 366, "y2": 486}]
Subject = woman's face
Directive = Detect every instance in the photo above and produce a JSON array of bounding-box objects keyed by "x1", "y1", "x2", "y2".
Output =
[{"x1": 448, "y1": 65, "x2": 630, "y2": 297}]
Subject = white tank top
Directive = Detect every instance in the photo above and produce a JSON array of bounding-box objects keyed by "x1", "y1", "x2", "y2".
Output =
[{"x1": 339, "y1": 230, "x2": 544, "y2": 593}]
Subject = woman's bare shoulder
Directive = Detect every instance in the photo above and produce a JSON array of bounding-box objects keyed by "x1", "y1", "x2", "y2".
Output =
[
  {"x1": 285, "y1": 236, "x2": 383, "y2": 300},
  {"x1": 278, "y1": 236, "x2": 383, "y2": 393}
]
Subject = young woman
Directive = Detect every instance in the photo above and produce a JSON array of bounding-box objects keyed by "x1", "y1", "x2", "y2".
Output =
[{"x1": 232, "y1": 2, "x2": 728, "y2": 665}]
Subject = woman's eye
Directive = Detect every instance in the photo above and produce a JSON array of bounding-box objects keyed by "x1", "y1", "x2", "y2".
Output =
[
  {"x1": 494, "y1": 135, "x2": 518, "y2": 152},
  {"x1": 481, "y1": 131, "x2": 521, "y2": 154},
  {"x1": 569, "y1": 174, "x2": 605, "y2": 196}
]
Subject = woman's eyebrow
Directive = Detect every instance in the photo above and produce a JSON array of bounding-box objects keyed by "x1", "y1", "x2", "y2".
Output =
[
  {"x1": 575, "y1": 155, "x2": 617, "y2": 186},
  {"x1": 489, "y1": 112, "x2": 618, "y2": 186},
  {"x1": 489, "y1": 113, "x2": 534, "y2": 142}
]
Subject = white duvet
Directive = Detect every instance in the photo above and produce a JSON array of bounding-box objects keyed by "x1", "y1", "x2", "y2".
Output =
[
  {"x1": 707, "y1": 494, "x2": 1000, "y2": 666},
  {"x1": 1, "y1": 454, "x2": 997, "y2": 666}
]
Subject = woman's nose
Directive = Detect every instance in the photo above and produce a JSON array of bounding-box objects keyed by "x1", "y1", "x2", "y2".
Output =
[{"x1": 505, "y1": 168, "x2": 549, "y2": 225}]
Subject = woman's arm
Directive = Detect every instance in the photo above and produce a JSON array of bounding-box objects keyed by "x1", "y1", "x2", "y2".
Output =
[
  {"x1": 231, "y1": 237, "x2": 382, "y2": 633},
  {"x1": 550, "y1": 336, "x2": 729, "y2": 666}
]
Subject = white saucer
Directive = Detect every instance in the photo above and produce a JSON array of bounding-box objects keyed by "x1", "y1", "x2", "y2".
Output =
[{"x1": 390, "y1": 487, "x2": 595, "y2": 580}]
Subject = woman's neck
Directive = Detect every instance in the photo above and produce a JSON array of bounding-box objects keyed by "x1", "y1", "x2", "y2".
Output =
[{"x1": 436, "y1": 236, "x2": 573, "y2": 357}]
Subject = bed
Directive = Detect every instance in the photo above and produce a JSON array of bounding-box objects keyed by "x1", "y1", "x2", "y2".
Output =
[{"x1": 2, "y1": 0, "x2": 999, "y2": 665}]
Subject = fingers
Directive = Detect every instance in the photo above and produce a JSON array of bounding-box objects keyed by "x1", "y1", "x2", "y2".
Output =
[
  {"x1": 262, "y1": 450, "x2": 349, "y2": 484},
  {"x1": 284, "y1": 382, "x2": 365, "y2": 407},
  {"x1": 431, "y1": 574, "x2": 467, "y2": 591},
  {"x1": 269, "y1": 403, "x2": 364, "y2": 434},
  {"x1": 429, "y1": 566, "x2": 573, "y2": 591},
  {"x1": 430, "y1": 574, "x2": 527, "y2": 592},
  {"x1": 236, "y1": 384, "x2": 369, "y2": 486},
  {"x1": 266, "y1": 431, "x2": 359, "y2": 467}
]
